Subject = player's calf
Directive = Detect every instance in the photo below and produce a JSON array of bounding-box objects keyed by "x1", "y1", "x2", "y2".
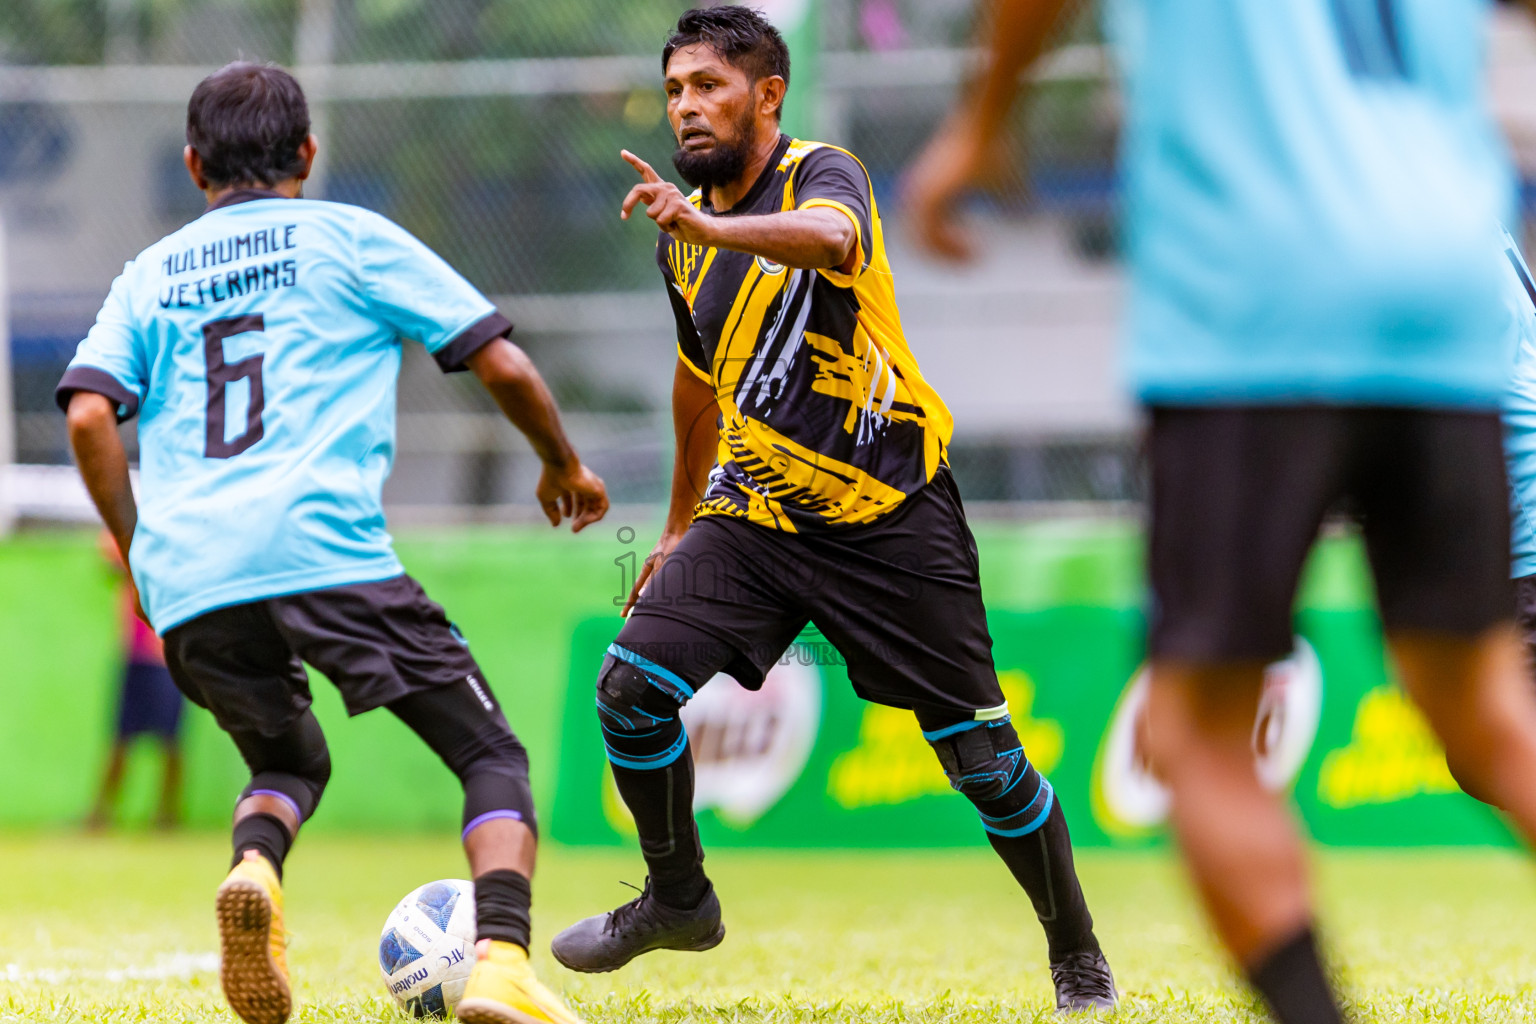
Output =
[
  {"x1": 390, "y1": 680, "x2": 542, "y2": 955},
  {"x1": 227, "y1": 711, "x2": 331, "y2": 880},
  {"x1": 925, "y1": 715, "x2": 1116, "y2": 1012},
  {"x1": 593, "y1": 649, "x2": 709, "y2": 908},
  {"x1": 550, "y1": 649, "x2": 724, "y2": 973}
]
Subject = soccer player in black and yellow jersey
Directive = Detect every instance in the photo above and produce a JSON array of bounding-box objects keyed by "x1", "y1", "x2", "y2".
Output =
[{"x1": 550, "y1": 7, "x2": 1115, "y2": 1011}]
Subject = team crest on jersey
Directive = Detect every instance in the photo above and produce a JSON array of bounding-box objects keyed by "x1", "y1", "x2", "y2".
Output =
[{"x1": 755, "y1": 254, "x2": 787, "y2": 276}]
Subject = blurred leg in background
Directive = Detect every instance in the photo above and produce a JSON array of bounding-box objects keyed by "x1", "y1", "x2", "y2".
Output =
[
  {"x1": 88, "y1": 530, "x2": 186, "y2": 831},
  {"x1": 1144, "y1": 407, "x2": 1350, "y2": 1024},
  {"x1": 87, "y1": 661, "x2": 186, "y2": 831}
]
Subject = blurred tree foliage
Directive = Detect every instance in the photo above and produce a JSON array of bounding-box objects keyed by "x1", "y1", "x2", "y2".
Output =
[
  {"x1": 0, "y1": 0, "x2": 696, "y2": 65},
  {"x1": 340, "y1": 0, "x2": 692, "y2": 60},
  {"x1": 0, "y1": 0, "x2": 1113, "y2": 292},
  {"x1": 0, "y1": 0, "x2": 109, "y2": 64},
  {"x1": 0, "y1": 0, "x2": 695, "y2": 292},
  {"x1": 321, "y1": 0, "x2": 698, "y2": 291},
  {"x1": 0, "y1": 0, "x2": 298, "y2": 64}
]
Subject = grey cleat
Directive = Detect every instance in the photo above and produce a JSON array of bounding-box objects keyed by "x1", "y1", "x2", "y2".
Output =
[
  {"x1": 1051, "y1": 948, "x2": 1118, "y2": 1013},
  {"x1": 550, "y1": 878, "x2": 725, "y2": 973}
]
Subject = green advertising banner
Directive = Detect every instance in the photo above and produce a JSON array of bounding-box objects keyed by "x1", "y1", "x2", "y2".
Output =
[
  {"x1": 552, "y1": 607, "x2": 1516, "y2": 849},
  {"x1": 2, "y1": 524, "x2": 1516, "y2": 844}
]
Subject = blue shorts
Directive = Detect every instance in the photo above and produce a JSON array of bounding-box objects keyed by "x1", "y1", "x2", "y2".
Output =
[{"x1": 116, "y1": 661, "x2": 185, "y2": 740}]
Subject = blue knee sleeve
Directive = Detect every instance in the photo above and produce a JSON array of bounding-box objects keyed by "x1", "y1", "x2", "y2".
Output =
[
  {"x1": 596, "y1": 645, "x2": 690, "y2": 771},
  {"x1": 926, "y1": 717, "x2": 1055, "y2": 837}
]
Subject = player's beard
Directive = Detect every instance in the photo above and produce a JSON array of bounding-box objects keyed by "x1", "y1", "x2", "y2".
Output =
[{"x1": 672, "y1": 107, "x2": 757, "y2": 193}]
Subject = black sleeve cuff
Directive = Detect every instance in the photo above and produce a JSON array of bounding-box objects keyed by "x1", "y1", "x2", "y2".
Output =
[
  {"x1": 434, "y1": 312, "x2": 514, "y2": 373},
  {"x1": 55, "y1": 366, "x2": 140, "y2": 421}
]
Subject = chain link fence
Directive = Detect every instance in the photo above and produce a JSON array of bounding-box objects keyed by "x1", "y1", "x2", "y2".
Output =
[{"x1": 0, "y1": 0, "x2": 1281, "y2": 516}]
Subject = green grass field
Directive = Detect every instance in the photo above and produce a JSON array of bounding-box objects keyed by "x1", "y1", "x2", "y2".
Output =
[{"x1": 1, "y1": 837, "x2": 1534, "y2": 1023}]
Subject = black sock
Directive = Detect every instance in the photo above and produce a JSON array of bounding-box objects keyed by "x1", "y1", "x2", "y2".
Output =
[
  {"x1": 475, "y1": 869, "x2": 532, "y2": 950},
  {"x1": 1248, "y1": 927, "x2": 1345, "y2": 1024},
  {"x1": 609, "y1": 745, "x2": 709, "y2": 910},
  {"x1": 231, "y1": 813, "x2": 292, "y2": 880},
  {"x1": 986, "y1": 800, "x2": 1098, "y2": 961}
]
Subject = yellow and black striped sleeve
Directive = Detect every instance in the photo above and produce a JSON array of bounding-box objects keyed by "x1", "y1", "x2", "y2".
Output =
[
  {"x1": 793, "y1": 147, "x2": 875, "y2": 288},
  {"x1": 657, "y1": 240, "x2": 712, "y2": 383}
]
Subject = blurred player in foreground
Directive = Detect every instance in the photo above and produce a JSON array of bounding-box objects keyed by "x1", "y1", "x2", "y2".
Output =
[
  {"x1": 549, "y1": 7, "x2": 1115, "y2": 1011},
  {"x1": 907, "y1": 1, "x2": 1536, "y2": 1022},
  {"x1": 1502, "y1": 231, "x2": 1536, "y2": 654},
  {"x1": 86, "y1": 530, "x2": 184, "y2": 831},
  {"x1": 59, "y1": 62, "x2": 606, "y2": 1024}
]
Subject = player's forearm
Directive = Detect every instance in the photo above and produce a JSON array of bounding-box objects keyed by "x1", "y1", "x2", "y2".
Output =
[
  {"x1": 467, "y1": 339, "x2": 581, "y2": 471},
  {"x1": 66, "y1": 393, "x2": 138, "y2": 559},
  {"x1": 703, "y1": 208, "x2": 856, "y2": 271},
  {"x1": 665, "y1": 361, "x2": 720, "y2": 536},
  {"x1": 967, "y1": 0, "x2": 1076, "y2": 141}
]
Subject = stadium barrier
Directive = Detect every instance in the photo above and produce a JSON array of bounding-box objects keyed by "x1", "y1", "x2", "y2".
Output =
[{"x1": 0, "y1": 523, "x2": 1513, "y2": 847}]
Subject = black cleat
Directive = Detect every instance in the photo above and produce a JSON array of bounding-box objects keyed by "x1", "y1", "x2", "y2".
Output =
[
  {"x1": 1051, "y1": 948, "x2": 1118, "y2": 1014},
  {"x1": 550, "y1": 878, "x2": 725, "y2": 974}
]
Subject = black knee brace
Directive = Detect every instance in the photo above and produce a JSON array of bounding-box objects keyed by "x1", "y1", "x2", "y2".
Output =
[
  {"x1": 240, "y1": 770, "x2": 328, "y2": 826},
  {"x1": 595, "y1": 646, "x2": 691, "y2": 771},
  {"x1": 458, "y1": 737, "x2": 537, "y2": 842},
  {"x1": 233, "y1": 712, "x2": 331, "y2": 824},
  {"x1": 926, "y1": 718, "x2": 1055, "y2": 837}
]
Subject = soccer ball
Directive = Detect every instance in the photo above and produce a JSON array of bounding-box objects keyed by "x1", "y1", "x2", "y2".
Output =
[{"x1": 379, "y1": 879, "x2": 477, "y2": 1018}]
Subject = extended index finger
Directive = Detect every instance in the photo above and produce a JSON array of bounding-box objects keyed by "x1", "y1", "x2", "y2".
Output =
[
  {"x1": 621, "y1": 149, "x2": 663, "y2": 184},
  {"x1": 621, "y1": 181, "x2": 663, "y2": 220}
]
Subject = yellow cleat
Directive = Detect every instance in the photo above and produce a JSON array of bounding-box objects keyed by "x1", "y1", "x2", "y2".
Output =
[
  {"x1": 457, "y1": 939, "x2": 585, "y2": 1024},
  {"x1": 215, "y1": 850, "x2": 291, "y2": 1024}
]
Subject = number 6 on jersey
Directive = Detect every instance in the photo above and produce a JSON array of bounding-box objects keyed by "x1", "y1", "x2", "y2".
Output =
[{"x1": 203, "y1": 313, "x2": 266, "y2": 459}]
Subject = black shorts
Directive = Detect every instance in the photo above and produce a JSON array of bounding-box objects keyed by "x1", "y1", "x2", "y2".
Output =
[
  {"x1": 162, "y1": 574, "x2": 485, "y2": 737},
  {"x1": 618, "y1": 468, "x2": 1004, "y2": 719},
  {"x1": 1149, "y1": 405, "x2": 1512, "y2": 662}
]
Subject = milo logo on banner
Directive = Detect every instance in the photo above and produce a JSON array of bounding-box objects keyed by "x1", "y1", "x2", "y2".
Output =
[
  {"x1": 1091, "y1": 639, "x2": 1324, "y2": 838},
  {"x1": 603, "y1": 647, "x2": 823, "y2": 832}
]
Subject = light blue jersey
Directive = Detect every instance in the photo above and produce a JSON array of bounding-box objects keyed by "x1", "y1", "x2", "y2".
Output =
[
  {"x1": 1105, "y1": 0, "x2": 1516, "y2": 407},
  {"x1": 58, "y1": 191, "x2": 510, "y2": 632},
  {"x1": 1501, "y1": 228, "x2": 1536, "y2": 578}
]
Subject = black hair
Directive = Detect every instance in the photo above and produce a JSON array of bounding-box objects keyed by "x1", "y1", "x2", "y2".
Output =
[
  {"x1": 663, "y1": 6, "x2": 791, "y2": 119},
  {"x1": 186, "y1": 62, "x2": 311, "y2": 189}
]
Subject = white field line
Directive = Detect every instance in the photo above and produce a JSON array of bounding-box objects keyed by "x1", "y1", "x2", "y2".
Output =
[{"x1": 1, "y1": 951, "x2": 218, "y2": 984}]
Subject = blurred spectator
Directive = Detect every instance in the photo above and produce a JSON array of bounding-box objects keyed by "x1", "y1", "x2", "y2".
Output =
[
  {"x1": 860, "y1": 0, "x2": 908, "y2": 50},
  {"x1": 85, "y1": 531, "x2": 184, "y2": 830}
]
